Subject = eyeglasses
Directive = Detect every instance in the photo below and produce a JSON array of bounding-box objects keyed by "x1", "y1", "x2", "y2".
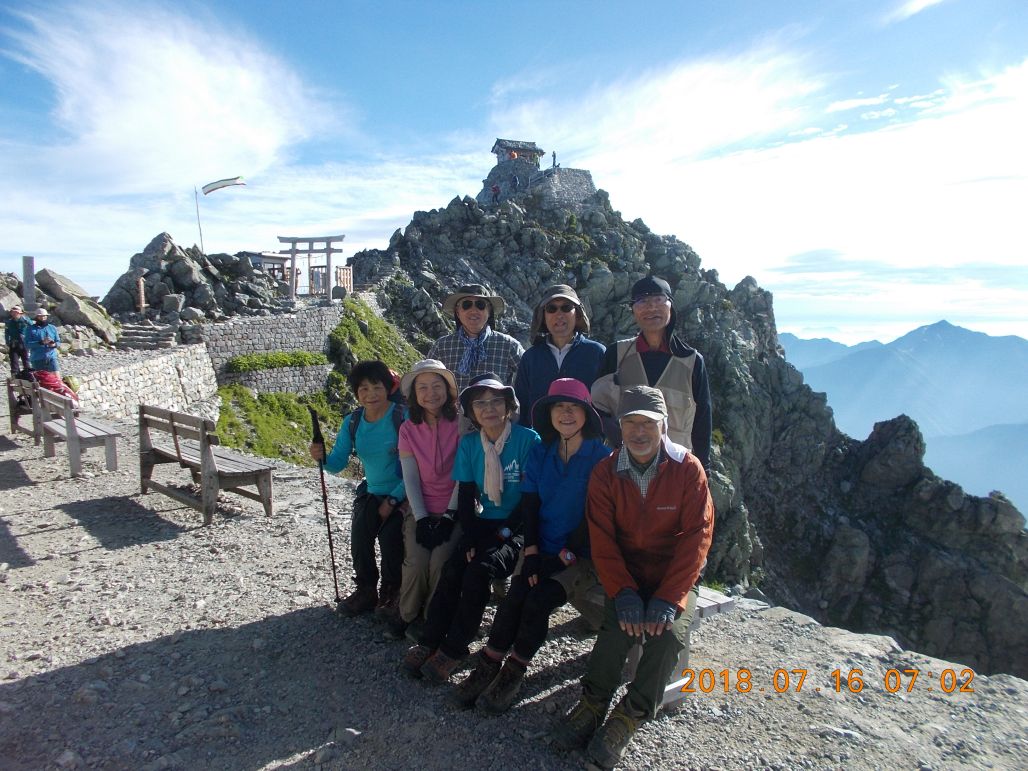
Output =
[
  {"x1": 544, "y1": 302, "x2": 575, "y2": 314},
  {"x1": 471, "y1": 397, "x2": 506, "y2": 411},
  {"x1": 460, "y1": 299, "x2": 490, "y2": 311},
  {"x1": 631, "y1": 295, "x2": 670, "y2": 309}
]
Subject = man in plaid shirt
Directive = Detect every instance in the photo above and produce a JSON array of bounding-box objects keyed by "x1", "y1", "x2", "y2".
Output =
[{"x1": 428, "y1": 284, "x2": 524, "y2": 391}]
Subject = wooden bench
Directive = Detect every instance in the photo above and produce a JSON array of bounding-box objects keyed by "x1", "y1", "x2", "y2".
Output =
[
  {"x1": 139, "y1": 405, "x2": 274, "y2": 525},
  {"x1": 6, "y1": 377, "x2": 40, "y2": 444},
  {"x1": 37, "y1": 387, "x2": 121, "y2": 476},
  {"x1": 578, "y1": 582, "x2": 735, "y2": 707}
]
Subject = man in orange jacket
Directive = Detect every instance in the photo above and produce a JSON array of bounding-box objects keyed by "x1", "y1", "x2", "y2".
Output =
[{"x1": 550, "y1": 385, "x2": 714, "y2": 768}]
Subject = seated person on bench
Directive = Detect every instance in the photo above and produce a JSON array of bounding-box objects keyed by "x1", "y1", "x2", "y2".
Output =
[{"x1": 549, "y1": 385, "x2": 714, "y2": 769}]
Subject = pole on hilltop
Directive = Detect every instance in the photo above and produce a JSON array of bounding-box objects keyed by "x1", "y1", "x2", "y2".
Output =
[{"x1": 193, "y1": 187, "x2": 205, "y2": 254}]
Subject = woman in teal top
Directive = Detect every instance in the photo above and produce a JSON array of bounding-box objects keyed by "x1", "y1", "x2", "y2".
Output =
[
  {"x1": 311, "y1": 360, "x2": 406, "y2": 618},
  {"x1": 402, "y1": 373, "x2": 540, "y2": 683}
]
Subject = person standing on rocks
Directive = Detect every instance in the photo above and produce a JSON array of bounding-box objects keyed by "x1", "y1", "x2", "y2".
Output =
[
  {"x1": 401, "y1": 374, "x2": 539, "y2": 683},
  {"x1": 550, "y1": 386, "x2": 714, "y2": 768},
  {"x1": 449, "y1": 378, "x2": 610, "y2": 714},
  {"x1": 428, "y1": 284, "x2": 524, "y2": 394},
  {"x1": 4, "y1": 304, "x2": 31, "y2": 376},
  {"x1": 24, "y1": 307, "x2": 61, "y2": 376},
  {"x1": 513, "y1": 285, "x2": 605, "y2": 428},
  {"x1": 591, "y1": 276, "x2": 711, "y2": 470},
  {"x1": 310, "y1": 360, "x2": 407, "y2": 618},
  {"x1": 388, "y1": 359, "x2": 463, "y2": 641}
]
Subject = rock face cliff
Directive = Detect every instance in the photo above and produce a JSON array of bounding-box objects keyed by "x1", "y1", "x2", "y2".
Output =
[{"x1": 348, "y1": 182, "x2": 1027, "y2": 677}]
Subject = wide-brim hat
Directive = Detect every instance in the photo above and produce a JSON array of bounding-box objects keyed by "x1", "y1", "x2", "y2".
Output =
[
  {"x1": 618, "y1": 385, "x2": 668, "y2": 422},
  {"x1": 531, "y1": 377, "x2": 602, "y2": 437},
  {"x1": 33, "y1": 308, "x2": 49, "y2": 318},
  {"x1": 400, "y1": 359, "x2": 458, "y2": 400},
  {"x1": 530, "y1": 284, "x2": 590, "y2": 341},
  {"x1": 10, "y1": 305, "x2": 23, "y2": 313},
  {"x1": 458, "y1": 372, "x2": 518, "y2": 418},
  {"x1": 442, "y1": 284, "x2": 506, "y2": 317}
]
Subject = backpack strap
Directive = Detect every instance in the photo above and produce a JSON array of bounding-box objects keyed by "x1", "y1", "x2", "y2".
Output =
[{"x1": 348, "y1": 407, "x2": 364, "y2": 457}]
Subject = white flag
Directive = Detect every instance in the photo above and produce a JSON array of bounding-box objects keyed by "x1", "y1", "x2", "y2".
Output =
[{"x1": 202, "y1": 176, "x2": 246, "y2": 195}]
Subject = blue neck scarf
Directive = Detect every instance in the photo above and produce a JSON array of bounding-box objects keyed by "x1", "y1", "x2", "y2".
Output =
[{"x1": 457, "y1": 325, "x2": 491, "y2": 376}]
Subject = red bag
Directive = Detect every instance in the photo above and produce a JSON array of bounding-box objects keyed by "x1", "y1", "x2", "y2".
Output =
[{"x1": 31, "y1": 370, "x2": 80, "y2": 406}]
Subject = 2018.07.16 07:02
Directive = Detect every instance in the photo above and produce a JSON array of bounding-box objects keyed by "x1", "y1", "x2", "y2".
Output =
[{"x1": 679, "y1": 667, "x2": 976, "y2": 695}]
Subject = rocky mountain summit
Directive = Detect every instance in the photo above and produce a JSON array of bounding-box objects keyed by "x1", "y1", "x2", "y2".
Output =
[
  {"x1": 347, "y1": 169, "x2": 1027, "y2": 678},
  {"x1": 101, "y1": 233, "x2": 289, "y2": 323}
]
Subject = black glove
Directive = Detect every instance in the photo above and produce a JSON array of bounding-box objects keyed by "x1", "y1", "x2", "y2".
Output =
[
  {"x1": 433, "y1": 517, "x2": 455, "y2": 547},
  {"x1": 415, "y1": 517, "x2": 436, "y2": 549},
  {"x1": 645, "y1": 598, "x2": 677, "y2": 629},
  {"x1": 522, "y1": 553, "x2": 541, "y2": 584},
  {"x1": 614, "y1": 588, "x2": 644, "y2": 631}
]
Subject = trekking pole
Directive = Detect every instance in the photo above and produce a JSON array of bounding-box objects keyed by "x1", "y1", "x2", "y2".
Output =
[{"x1": 309, "y1": 406, "x2": 342, "y2": 607}]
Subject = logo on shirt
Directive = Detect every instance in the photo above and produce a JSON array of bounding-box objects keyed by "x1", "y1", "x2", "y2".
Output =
[{"x1": 503, "y1": 459, "x2": 521, "y2": 483}]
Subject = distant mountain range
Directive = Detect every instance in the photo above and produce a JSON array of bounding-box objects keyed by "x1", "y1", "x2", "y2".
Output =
[{"x1": 780, "y1": 321, "x2": 1028, "y2": 512}]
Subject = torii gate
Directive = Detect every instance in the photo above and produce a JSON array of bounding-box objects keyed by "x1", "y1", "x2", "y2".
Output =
[{"x1": 277, "y1": 234, "x2": 345, "y2": 300}]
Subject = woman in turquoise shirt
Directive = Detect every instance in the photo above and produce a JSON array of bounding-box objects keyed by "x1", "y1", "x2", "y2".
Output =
[
  {"x1": 401, "y1": 373, "x2": 540, "y2": 683},
  {"x1": 311, "y1": 360, "x2": 406, "y2": 618}
]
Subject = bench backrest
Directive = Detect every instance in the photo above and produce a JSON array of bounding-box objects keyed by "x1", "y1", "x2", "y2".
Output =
[
  {"x1": 37, "y1": 386, "x2": 77, "y2": 425},
  {"x1": 139, "y1": 405, "x2": 218, "y2": 460}
]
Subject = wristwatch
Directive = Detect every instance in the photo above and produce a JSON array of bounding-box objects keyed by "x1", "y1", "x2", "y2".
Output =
[
  {"x1": 386, "y1": 496, "x2": 401, "y2": 508},
  {"x1": 498, "y1": 527, "x2": 512, "y2": 540}
]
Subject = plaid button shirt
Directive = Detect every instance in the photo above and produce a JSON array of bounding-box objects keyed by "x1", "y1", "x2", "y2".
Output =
[
  {"x1": 616, "y1": 446, "x2": 664, "y2": 499},
  {"x1": 428, "y1": 328, "x2": 525, "y2": 391}
]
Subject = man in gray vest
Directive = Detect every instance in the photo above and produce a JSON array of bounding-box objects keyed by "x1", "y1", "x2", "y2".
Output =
[{"x1": 591, "y1": 276, "x2": 711, "y2": 470}]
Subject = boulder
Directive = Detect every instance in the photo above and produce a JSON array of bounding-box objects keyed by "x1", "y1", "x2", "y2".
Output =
[
  {"x1": 35, "y1": 269, "x2": 90, "y2": 302},
  {"x1": 56, "y1": 295, "x2": 120, "y2": 344}
]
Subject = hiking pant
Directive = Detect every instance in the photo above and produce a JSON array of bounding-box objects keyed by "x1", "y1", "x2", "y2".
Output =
[
  {"x1": 420, "y1": 533, "x2": 521, "y2": 659},
  {"x1": 486, "y1": 567, "x2": 567, "y2": 661},
  {"x1": 8, "y1": 341, "x2": 28, "y2": 376},
  {"x1": 398, "y1": 512, "x2": 461, "y2": 624},
  {"x1": 581, "y1": 587, "x2": 697, "y2": 719},
  {"x1": 350, "y1": 484, "x2": 403, "y2": 592}
]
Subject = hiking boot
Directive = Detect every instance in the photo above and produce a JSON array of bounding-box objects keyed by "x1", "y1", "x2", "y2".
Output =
[
  {"x1": 548, "y1": 693, "x2": 610, "y2": 751},
  {"x1": 450, "y1": 651, "x2": 502, "y2": 709},
  {"x1": 477, "y1": 657, "x2": 527, "y2": 715},
  {"x1": 338, "y1": 586, "x2": 377, "y2": 617},
  {"x1": 490, "y1": 577, "x2": 508, "y2": 603},
  {"x1": 382, "y1": 615, "x2": 409, "y2": 641},
  {"x1": 587, "y1": 700, "x2": 643, "y2": 769},
  {"x1": 375, "y1": 585, "x2": 399, "y2": 618},
  {"x1": 401, "y1": 645, "x2": 433, "y2": 678},
  {"x1": 420, "y1": 649, "x2": 462, "y2": 684}
]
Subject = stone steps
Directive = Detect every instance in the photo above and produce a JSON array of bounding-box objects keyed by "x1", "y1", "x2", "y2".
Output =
[{"x1": 117, "y1": 322, "x2": 179, "y2": 351}]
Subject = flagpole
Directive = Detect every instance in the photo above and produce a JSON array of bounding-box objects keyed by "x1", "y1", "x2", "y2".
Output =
[{"x1": 194, "y1": 186, "x2": 205, "y2": 254}]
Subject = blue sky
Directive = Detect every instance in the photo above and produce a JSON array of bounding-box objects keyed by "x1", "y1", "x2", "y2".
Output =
[{"x1": 1, "y1": 0, "x2": 1026, "y2": 344}]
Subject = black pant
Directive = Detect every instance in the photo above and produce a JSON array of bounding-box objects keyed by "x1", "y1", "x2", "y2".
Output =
[
  {"x1": 487, "y1": 561, "x2": 568, "y2": 661},
  {"x1": 350, "y1": 485, "x2": 403, "y2": 590},
  {"x1": 420, "y1": 534, "x2": 521, "y2": 659},
  {"x1": 8, "y1": 341, "x2": 28, "y2": 376}
]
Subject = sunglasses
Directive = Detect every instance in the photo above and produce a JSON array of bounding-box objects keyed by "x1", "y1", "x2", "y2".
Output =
[
  {"x1": 544, "y1": 302, "x2": 576, "y2": 314},
  {"x1": 459, "y1": 299, "x2": 490, "y2": 311}
]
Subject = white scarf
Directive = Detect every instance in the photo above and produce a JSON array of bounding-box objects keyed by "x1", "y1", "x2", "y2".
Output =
[{"x1": 480, "y1": 420, "x2": 512, "y2": 507}]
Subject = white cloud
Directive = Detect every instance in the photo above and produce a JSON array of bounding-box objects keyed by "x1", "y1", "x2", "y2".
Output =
[
  {"x1": 883, "y1": 0, "x2": 951, "y2": 25},
  {"x1": 2, "y1": 1, "x2": 330, "y2": 195},
  {"x1": 826, "y1": 94, "x2": 890, "y2": 113}
]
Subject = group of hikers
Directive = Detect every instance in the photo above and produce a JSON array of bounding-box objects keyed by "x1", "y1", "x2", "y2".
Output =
[
  {"x1": 4, "y1": 304, "x2": 76, "y2": 401},
  {"x1": 310, "y1": 277, "x2": 715, "y2": 768}
]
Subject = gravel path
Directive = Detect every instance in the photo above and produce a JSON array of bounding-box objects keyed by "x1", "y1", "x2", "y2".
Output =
[{"x1": 1, "y1": 400, "x2": 1026, "y2": 770}]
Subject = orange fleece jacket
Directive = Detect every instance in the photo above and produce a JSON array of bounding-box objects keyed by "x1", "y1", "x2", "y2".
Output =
[{"x1": 586, "y1": 446, "x2": 714, "y2": 609}]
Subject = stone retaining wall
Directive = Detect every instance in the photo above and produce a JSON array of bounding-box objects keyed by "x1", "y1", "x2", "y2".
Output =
[
  {"x1": 222, "y1": 364, "x2": 334, "y2": 396},
  {"x1": 72, "y1": 344, "x2": 218, "y2": 419},
  {"x1": 185, "y1": 305, "x2": 344, "y2": 384}
]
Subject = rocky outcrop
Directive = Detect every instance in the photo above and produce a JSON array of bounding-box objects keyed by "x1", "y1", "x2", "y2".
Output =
[
  {"x1": 101, "y1": 233, "x2": 288, "y2": 323},
  {"x1": 348, "y1": 184, "x2": 1027, "y2": 677},
  {"x1": 1, "y1": 270, "x2": 121, "y2": 358}
]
